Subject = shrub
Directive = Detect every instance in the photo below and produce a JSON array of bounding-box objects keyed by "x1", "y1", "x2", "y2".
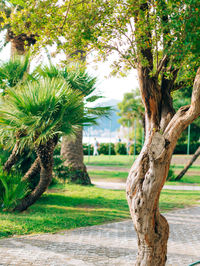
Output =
[
  {"x1": 83, "y1": 143, "x2": 93, "y2": 155},
  {"x1": 115, "y1": 143, "x2": 127, "y2": 155},
  {"x1": 0, "y1": 145, "x2": 10, "y2": 166},
  {"x1": 53, "y1": 155, "x2": 69, "y2": 183},
  {"x1": 0, "y1": 168, "x2": 29, "y2": 211},
  {"x1": 129, "y1": 142, "x2": 143, "y2": 155},
  {"x1": 174, "y1": 142, "x2": 199, "y2": 154},
  {"x1": 99, "y1": 143, "x2": 115, "y2": 155}
]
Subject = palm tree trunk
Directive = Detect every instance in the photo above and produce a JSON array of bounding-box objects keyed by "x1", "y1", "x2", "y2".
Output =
[
  {"x1": 14, "y1": 138, "x2": 57, "y2": 212},
  {"x1": 175, "y1": 146, "x2": 200, "y2": 181},
  {"x1": 61, "y1": 49, "x2": 90, "y2": 185},
  {"x1": 3, "y1": 143, "x2": 19, "y2": 173},
  {"x1": 61, "y1": 128, "x2": 91, "y2": 185}
]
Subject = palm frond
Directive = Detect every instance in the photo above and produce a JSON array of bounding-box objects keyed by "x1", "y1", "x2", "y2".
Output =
[
  {"x1": 85, "y1": 95, "x2": 104, "y2": 102},
  {"x1": 0, "y1": 77, "x2": 95, "y2": 150},
  {"x1": 35, "y1": 64, "x2": 97, "y2": 97},
  {"x1": 0, "y1": 55, "x2": 30, "y2": 93},
  {"x1": 86, "y1": 106, "x2": 112, "y2": 118}
]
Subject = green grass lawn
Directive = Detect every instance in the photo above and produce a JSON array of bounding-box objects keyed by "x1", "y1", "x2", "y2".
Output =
[
  {"x1": 85, "y1": 155, "x2": 200, "y2": 185},
  {"x1": 88, "y1": 170, "x2": 200, "y2": 185},
  {"x1": 85, "y1": 155, "x2": 200, "y2": 170},
  {"x1": 0, "y1": 183, "x2": 199, "y2": 239},
  {"x1": 85, "y1": 155, "x2": 135, "y2": 167}
]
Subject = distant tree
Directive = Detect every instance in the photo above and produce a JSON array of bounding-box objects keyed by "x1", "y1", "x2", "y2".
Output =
[{"x1": 118, "y1": 89, "x2": 145, "y2": 129}]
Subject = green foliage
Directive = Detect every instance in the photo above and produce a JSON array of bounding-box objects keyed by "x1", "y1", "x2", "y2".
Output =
[
  {"x1": 0, "y1": 56, "x2": 30, "y2": 94},
  {"x1": 35, "y1": 64, "x2": 97, "y2": 96},
  {"x1": 99, "y1": 143, "x2": 115, "y2": 155},
  {"x1": 83, "y1": 143, "x2": 93, "y2": 155},
  {"x1": 0, "y1": 77, "x2": 91, "y2": 150},
  {"x1": 0, "y1": 145, "x2": 10, "y2": 166},
  {"x1": 8, "y1": 1, "x2": 199, "y2": 79},
  {"x1": 166, "y1": 166, "x2": 176, "y2": 181},
  {"x1": 174, "y1": 142, "x2": 199, "y2": 155},
  {"x1": 118, "y1": 89, "x2": 144, "y2": 127},
  {"x1": 53, "y1": 155, "x2": 69, "y2": 183},
  {"x1": 129, "y1": 142, "x2": 143, "y2": 155},
  {"x1": 115, "y1": 143, "x2": 127, "y2": 155},
  {"x1": 0, "y1": 168, "x2": 29, "y2": 210},
  {"x1": 83, "y1": 143, "x2": 115, "y2": 156},
  {"x1": 35, "y1": 64, "x2": 112, "y2": 121},
  {"x1": 173, "y1": 85, "x2": 200, "y2": 145}
]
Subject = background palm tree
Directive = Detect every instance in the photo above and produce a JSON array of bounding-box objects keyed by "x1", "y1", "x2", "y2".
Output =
[
  {"x1": 0, "y1": 77, "x2": 93, "y2": 211},
  {"x1": 36, "y1": 64, "x2": 111, "y2": 185}
]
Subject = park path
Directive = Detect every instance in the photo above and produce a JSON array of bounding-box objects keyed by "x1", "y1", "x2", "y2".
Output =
[
  {"x1": 92, "y1": 181, "x2": 200, "y2": 190},
  {"x1": 86, "y1": 154, "x2": 200, "y2": 175},
  {"x1": 87, "y1": 165, "x2": 199, "y2": 176},
  {"x1": 0, "y1": 206, "x2": 200, "y2": 265}
]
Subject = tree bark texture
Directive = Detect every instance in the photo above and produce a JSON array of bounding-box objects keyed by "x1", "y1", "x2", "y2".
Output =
[
  {"x1": 126, "y1": 67, "x2": 200, "y2": 265},
  {"x1": 61, "y1": 128, "x2": 91, "y2": 185},
  {"x1": 14, "y1": 138, "x2": 57, "y2": 212},
  {"x1": 22, "y1": 157, "x2": 41, "y2": 190},
  {"x1": 6, "y1": 29, "x2": 36, "y2": 58},
  {"x1": 175, "y1": 146, "x2": 200, "y2": 181},
  {"x1": 3, "y1": 143, "x2": 19, "y2": 173}
]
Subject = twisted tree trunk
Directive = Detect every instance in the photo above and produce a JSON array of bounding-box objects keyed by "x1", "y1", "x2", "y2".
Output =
[
  {"x1": 61, "y1": 128, "x2": 91, "y2": 185},
  {"x1": 126, "y1": 67, "x2": 200, "y2": 265},
  {"x1": 175, "y1": 146, "x2": 200, "y2": 181},
  {"x1": 14, "y1": 138, "x2": 57, "y2": 212}
]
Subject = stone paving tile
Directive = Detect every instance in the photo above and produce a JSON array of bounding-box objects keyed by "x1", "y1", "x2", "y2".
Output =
[{"x1": 0, "y1": 206, "x2": 199, "y2": 265}]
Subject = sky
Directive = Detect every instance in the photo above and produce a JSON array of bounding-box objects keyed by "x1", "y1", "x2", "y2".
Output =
[{"x1": 0, "y1": 33, "x2": 139, "y2": 102}]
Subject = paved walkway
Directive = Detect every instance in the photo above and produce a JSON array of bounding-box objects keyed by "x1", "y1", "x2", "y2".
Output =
[
  {"x1": 0, "y1": 206, "x2": 200, "y2": 266},
  {"x1": 92, "y1": 181, "x2": 200, "y2": 191}
]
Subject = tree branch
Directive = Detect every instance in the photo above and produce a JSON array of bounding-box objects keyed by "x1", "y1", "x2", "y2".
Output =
[
  {"x1": 156, "y1": 55, "x2": 167, "y2": 76},
  {"x1": 103, "y1": 45, "x2": 136, "y2": 68}
]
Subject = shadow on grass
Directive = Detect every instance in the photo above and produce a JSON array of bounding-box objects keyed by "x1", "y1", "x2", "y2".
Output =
[{"x1": 36, "y1": 193, "x2": 129, "y2": 211}]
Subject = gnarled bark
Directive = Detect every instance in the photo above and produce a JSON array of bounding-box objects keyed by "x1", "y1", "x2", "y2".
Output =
[
  {"x1": 126, "y1": 67, "x2": 200, "y2": 265},
  {"x1": 175, "y1": 146, "x2": 200, "y2": 181},
  {"x1": 61, "y1": 128, "x2": 91, "y2": 185}
]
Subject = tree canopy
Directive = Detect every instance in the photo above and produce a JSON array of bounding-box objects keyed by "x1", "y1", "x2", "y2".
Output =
[{"x1": 4, "y1": 1, "x2": 199, "y2": 76}]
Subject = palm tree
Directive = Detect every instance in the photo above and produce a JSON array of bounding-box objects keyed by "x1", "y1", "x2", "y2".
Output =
[
  {"x1": 0, "y1": 77, "x2": 92, "y2": 211},
  {"x1": 36, "y1": 64, "x2": 111, "y2": 185},
  {"x1": 0, "y1": 57, "x2": 30, "y2": 172}
]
